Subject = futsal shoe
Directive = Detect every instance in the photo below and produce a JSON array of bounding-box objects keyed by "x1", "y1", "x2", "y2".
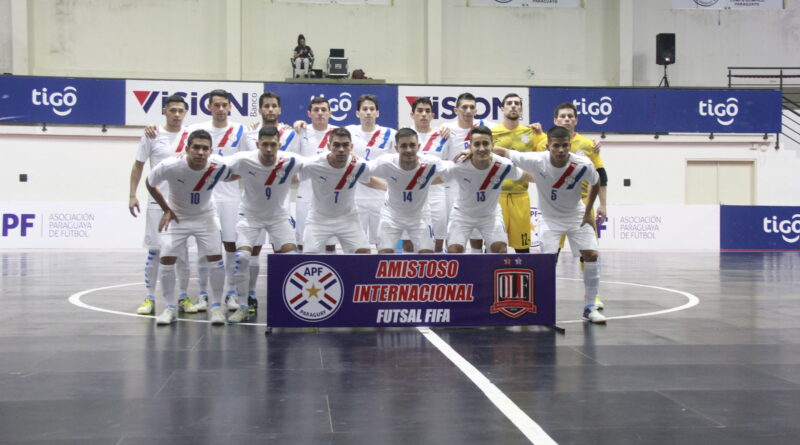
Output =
[
  {"x1": 178, "y1": 298, "x2": 198, "y2": 314},
  {"x1": 594, "y1": 296, "x2": 605, "y2": 311},
  {"x1": 209, "y1": 303, "x2": 226, "y2": 326},
  {"x1": 225, "y1": 293, "x2": 239, "y2": 311},
  {"x1": 582, "y1": 304, "x2": 607, "y2": 324},
  {"x1": 227, "y1": 306, "x2": 250, "y2": 324},
  {"x1": 136, "y1": 298, "x2": 155, "y2": 315},
  {"x1": 156, "y1": 306, "x2": 178, "y2": 325},
  {"x1": 194, "y1": 292, "x2": 209, "y2": 312},
  {"x1": 248, "y1": 295, "x2": 258, "y2": 314}
]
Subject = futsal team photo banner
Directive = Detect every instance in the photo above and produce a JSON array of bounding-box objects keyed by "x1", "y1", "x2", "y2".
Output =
[
  {"x1": 0, "y1": 75, "x2": 782, "y2": 134},
  {"x1": 266, "y1": 254, "x2": 556, "y2": 328}
]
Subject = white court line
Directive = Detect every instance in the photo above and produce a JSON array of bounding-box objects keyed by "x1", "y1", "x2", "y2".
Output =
[
  {"x1": 555, "y1": 278, "x2": 700, "y2": 324},
  {"x1": 418, "y1": 326, "x2": 557, "y2": 444},
  {"x1": 68, "y1": 278, "x2": 699, "y2": 328}
]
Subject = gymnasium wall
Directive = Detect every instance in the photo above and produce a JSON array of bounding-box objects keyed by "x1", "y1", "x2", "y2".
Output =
[{"x1": 6, "y1": 0, "x2": 799, "y2": 86}]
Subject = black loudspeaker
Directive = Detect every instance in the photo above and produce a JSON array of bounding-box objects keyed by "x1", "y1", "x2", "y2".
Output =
[{"x1": 656, "y1": 33, "x2": 675, "y2": 66}]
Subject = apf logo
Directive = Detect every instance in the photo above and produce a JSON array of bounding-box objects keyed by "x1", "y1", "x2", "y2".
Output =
[
  {"x1": 312, "y1": 92, "x2": 352, "y2": 122},
  {"x1": 2, "y1": 214, "x2": 35, "y2": 237},
  {"x1": 572, "y1": 96, "x2": 613, "y2": 125},
  {"x1": 763, "y1": 214, "x2": 800, "y2": 243},
  {"x1": 405, "y1": 95, "x2": 504, "y2": 121},
  {"x1": 31, "y1": 87, "x2": 77, "y2": 116},
  {"x1": 698, "y1": 97, "x2": 739, "y2": 126},
  {"x1": 132, "y1": 91, "x2": 255, "y2": 117},
  {"x1": 693, "y1": 0, "x2": 719, "y2": 6},
  {"x1": 282, "y1": 261, "x2": 344, "y2": 322}
]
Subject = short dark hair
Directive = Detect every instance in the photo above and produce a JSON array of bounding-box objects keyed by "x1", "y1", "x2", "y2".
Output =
[
  {"x1": 187, "y1": 129, "x2": 212, "y2": 147},
  {"x1": 502, "y1": 93, "x2": 521, "y2": 106},
  {"x1": 547, "y1": 125, "x2": 571, "y2": 141},
  {"x1": 395, "y1": 127, "x2": 418, "y2": 143},
  {"x1": 330, "y1": 127, "x2": 351, "y2": 141},
  {"x1": 164, "y1": 94, "x2": 187, "y2": 108},
  {"x1": 357, "y1": 94, "x2": 379, "y2": 111},
  {"x1": 258, "y1": 125, "x2": 280, "y2": 139},
  {"x1": 553, "y1": 102, "x2": 577, "y2": 119},
  {"x1": 308, "y1": 96, "x2": 330, "y2": 111},
  {"x1": 470, "y1": 125, "x2": 493, "y2": 142},
  {"x1": 411, "y1": 97, "x2": 433, "y2": 113},
  {"x1": 259, "y1": 92, "x2": 281, "y2": 107},
  {"x1": 297, "y1": 34, "x2": 306, "y2": 45},
  {"x1": 208, "y1": 89, "x2": 230, "y2": 103},
  {"x1": 456, "y1": 92, "x2": 476, "y2": 108}
]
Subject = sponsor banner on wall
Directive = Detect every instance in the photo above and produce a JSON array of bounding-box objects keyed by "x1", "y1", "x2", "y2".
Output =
[
  {"x1": 592, "y1": 205, "x2": 720, "y2": 250},
  {"x1": 529, "y1": 87, "x2": 781, "y2": 134},
  {"x1": 0, "y1": 76, "x2": 125, "y2": 125},
  {"x1": 672, "y1": 0, "x2": 782, "y2": 10},
  {"x1": 266, "y1": 254, "x2": 556, "y2": 327},
  {"x1": 264, "y1": 82, "x2": 398, "y2": 128},
  {"x1": 654, "y1": 89, "x2": 782, "y2": 133},
  {"x1": 397, "y1": 86, "x2": 528, "y2": 130},
  {"x1": 720, "y1": 205, "x2": 800, "y2": 251},
  {"x1": 1, "y1": 202, "x2": 143, "y2": 249},
  {"x1": 125, "y1": 80, "x2": 262, "y2": 126},
  {"x1": 469, "y1": 0, "x2": 582, "y2": 7}
]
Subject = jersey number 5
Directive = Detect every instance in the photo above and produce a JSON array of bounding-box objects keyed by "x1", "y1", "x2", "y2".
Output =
[{"x1": 551, "y1": 189, "x2": 557, "y2": 201}]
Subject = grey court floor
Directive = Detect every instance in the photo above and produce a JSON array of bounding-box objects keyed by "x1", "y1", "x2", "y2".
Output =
[{"x1": 1, "y1": 249, "x2": 799, "y2": 445}]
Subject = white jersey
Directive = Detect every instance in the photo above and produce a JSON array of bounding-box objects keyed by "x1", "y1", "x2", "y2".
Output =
[
  {"x1": 227, "y1": 150, "x2": 305, "y2": 221},
  {"x1": 415, "y1": 128, "x2": 449, "y2": 199},
  {"x1": 369, "y1": 153, "x2": 443, "y2": 218},
  {"x1": 296, "y1": 124, "x2": 336, "y2": 202},
  {"x1": 442, "y1": 120, "x2": 496, "y2": 161},
  {"x1": 188, "y1": 121, "x2": 248, "y2": 203},
  {"x1": 440, "y1": 154, "x2": 523, "y2": 218},
  {"x1": 509, "y1": 150, "x2": 599, "y2": 225},
  {"x1": 136, "y1": 126, "x2": 190, "y2": 203},
  {"x1": 241, "y1": 122, "x2": 301, "y2": 154},
  {"x1": 147, "y1": 154, "x2": 230, "y2": 219},
  {"x1": 298, "y1": 154, "x2": 370, "y2": 219},
  {"x1": 347, "y1": 124, "x2": 396, "y2": 201}
]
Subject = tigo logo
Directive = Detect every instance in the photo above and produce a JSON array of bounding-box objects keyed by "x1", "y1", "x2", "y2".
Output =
[
  {"x1": 698, "y1": 97, "x2": 739, "y2": 126},
  {"x1": 132, "y1": 90, "x2": 253, "y2": 117},
  {"x1": 31, "y1": 86, "x2": 77, "y2": 116},
  {"x1": 572, "y1": 96, "x2": 613, "y2": 125},
  {"x1": 763, "y1": 214, "x2": 800, "y2": 243},
  {"x1": 312, "y1": 92, "x2": 352, "y2": 122}
]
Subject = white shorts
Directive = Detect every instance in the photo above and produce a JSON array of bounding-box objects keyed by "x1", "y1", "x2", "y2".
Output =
[
  {"x1": 216, "y1": 201, "x2": 239, "y2": 243},
  {"x1": 356, "y1": 199, "x2": 382, "y2": 245},
  {"x1": 541, "y1": 221, "x2": 598, "y2": 257},
  {"x1": 295, "y1": 200, "x2": 310, "y2": 245},
  {"x1": 447, "y1": 207, "x2": 507, "y2": 248},
  {"x1": 429, "y1": 186, "x2": 448, "y2": 240},
  {"x1": 144, "y1": 205, "x2": 163, "y2": 250},
  {"x1": 377, "y1": 211, "x2": 434, "y2": 252},
  {"x1": 161, "y1": 214, "x2": 222, "y2": 259},
  {"x1": 236, "y1": 215, "x2": 295, "y2": 251},
  {"x1": 303, "y1": 212, "x2": 369, "y2": 253}
]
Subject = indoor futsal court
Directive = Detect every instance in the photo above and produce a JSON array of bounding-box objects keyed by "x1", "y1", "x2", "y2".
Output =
[{"x1": 1, "y1": 248, "x2": 799, "y2": 444}]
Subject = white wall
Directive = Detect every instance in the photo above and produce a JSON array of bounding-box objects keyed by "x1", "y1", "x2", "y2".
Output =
[
  {"x1": 11, "y1": 0, "x2": 800, "y2": 87},
  {"x1": 0, "y1": 0, "x2": 11, "y2": 74}
]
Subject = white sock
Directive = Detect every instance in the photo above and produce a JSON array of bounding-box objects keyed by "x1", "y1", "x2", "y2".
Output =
[
  {"x1": 232, "y1": 250, "x2": 250, "y2": 299},
  {"x1": 160, "y1": 263, "x2": 176, "y2": 307},
  {"x1": 197, "y1": 259, "x2": 209, "y2": 294},
  {"x1": 248, "y1": 258, "x2": 260, "y2": 297},
  {"x1": 209, "y1": 259, "x2": 225, "y2": 304},
  {"x1": 225, "y1": 251, "x2": 237, "y2": 296},
  {"x1": 583, "y1": 261, "x2": 600, "y2": 307},
  {"x1": 144, "y1": 250, "x2": 160, "y2": 299},
  {"x1": 176, "y1": 258, "x2": 190, "y2": 298}
]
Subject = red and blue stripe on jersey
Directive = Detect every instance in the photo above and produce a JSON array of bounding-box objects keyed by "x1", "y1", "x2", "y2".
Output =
[
  {"x1": 478, "y1": 161, "x2": 512, "y2": 190},
  {"x1": 264, "y1": 157, "x2": 296, "y2": 186},
  {"x1": 405, "y1": 163, "x2": 436, "y2": 191},
  {"x1": 334, "y1": 158, "x2": 367, "y2": 190}
]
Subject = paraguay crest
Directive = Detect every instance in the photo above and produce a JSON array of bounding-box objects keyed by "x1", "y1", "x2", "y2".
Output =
[
  {"x1": 283, "y1": 261, "x2": 344, "y2": 322},
  {"x1": 491, "y1": 268, "x2": 537, "y2": 318}
]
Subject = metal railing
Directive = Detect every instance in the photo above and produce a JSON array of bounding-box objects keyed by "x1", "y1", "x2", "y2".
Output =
[{"x1": 728, "y1": 67, "x2": 800, "y2": 148}]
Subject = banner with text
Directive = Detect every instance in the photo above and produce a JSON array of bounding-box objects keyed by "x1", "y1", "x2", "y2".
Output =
[
  {"x1": 397, "y1": 85, "x2": 528, "y2": 130},
  {"x1": 1, "y1": 202, "x2": 144, "y2": 248},
  {"x1": 720, "y1": 205, "x2": 800, "y2": 251},
  {"x1": 469, "y1": 0, "x2": 582, "y2": 7},
  {"x1": 264, "y1": 82, "x2": 398, "y2": 128},
  {"x1": 593, "y1": 205, "x2": 720, "y2": 251},
  {"x1": 125, "y1": 80, "x2": 262, "y2": 126},
  {"x1": 0, "y1": 76, "x2": 125, "y2": 125},
  {"x1": 266, "y1": 254, "x2": 556, "y2": 327},
  {"x1": 672, "y1": 0, "x2": 782, "y2": 10}
]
